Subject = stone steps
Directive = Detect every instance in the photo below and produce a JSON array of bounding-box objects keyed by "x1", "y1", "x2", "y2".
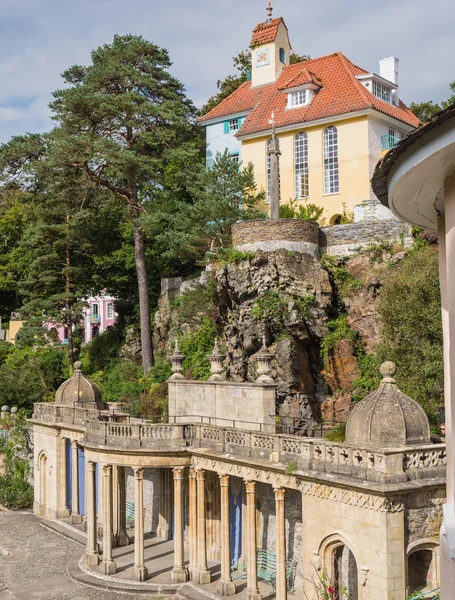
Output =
[{"x1": 41, "y1": 519, "x2": 87, "y2": 546}]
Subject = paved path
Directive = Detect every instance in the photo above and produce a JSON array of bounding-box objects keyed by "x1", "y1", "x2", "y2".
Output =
[{"x1": 0, "y1": 511, "x2": 160, "y2": 600}]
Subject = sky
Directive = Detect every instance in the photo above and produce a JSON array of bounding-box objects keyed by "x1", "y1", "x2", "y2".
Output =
[{"x1": 0, "y1": 0, "x2": 453, "y2": 143}]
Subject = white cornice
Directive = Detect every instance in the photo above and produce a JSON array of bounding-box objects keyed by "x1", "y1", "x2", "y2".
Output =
[{"x1": 199, "y1": 111, "x2": 250, "y2": 128}]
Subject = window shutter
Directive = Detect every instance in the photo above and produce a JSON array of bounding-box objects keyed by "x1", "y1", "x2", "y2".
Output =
[{"x1": 224, "y1": 120, "x2": 230, "y2": 134}]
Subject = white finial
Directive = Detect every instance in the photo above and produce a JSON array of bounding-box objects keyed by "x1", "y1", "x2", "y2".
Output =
[
  {"x1": 268, "y1": 111, "x2": 276, "y2": 135},
  {"x1": 266, "y1": 1, "x2": 273, "y2": 22}
]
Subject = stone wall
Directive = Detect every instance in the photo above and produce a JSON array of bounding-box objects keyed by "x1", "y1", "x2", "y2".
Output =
[
  {"x1": 320, "y1": 220, "x2": 413, "y2": 256},
  {"x1": 126, "y1": 467, "x2": 161, "y2": 534},
  {"x1": 233, "y1": 219, "x2": 320, "y2": 257}
]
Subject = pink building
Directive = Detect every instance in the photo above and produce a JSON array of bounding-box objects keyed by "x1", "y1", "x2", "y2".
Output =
[{"x1": 44, "y1": 294, "x2": 117, "y2": 344}]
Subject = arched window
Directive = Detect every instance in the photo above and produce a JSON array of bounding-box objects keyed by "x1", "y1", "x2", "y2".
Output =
[
  {"x1": 279, "y1": 47, "x2": 286, "y2": 63},
  {"x1": 333, "y1": 545, "x2": 358, "y2": 600},
  {"x1": 408, "y1": 547, "x2": 438, "y2": 595},
  {"x1": 294, "y1": 132, "x2": 309, "y2": 198},
  {"x1": 324, "y1": 126, "x2": 339, "y2": 194}
]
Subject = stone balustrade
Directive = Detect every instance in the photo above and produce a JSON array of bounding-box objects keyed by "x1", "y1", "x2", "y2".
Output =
[
  {"x1": 33, "y1": 403, "x2": 104, "y2": 425},
  {"x1": 85, "y1": 420, "x2": 187, "y2": 449}
]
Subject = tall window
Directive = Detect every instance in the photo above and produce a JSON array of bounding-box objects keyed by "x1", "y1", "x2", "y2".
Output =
[
  {"x1": 294, "y1": 132, "x2": 309, "y2": 198},
  {"x1": 372, "y1": 80, "x2": 391, "y2": 103},
  {"x1": 107, "y1": 302, "x2": 114, "y2": 319},
  {"x1": 324, "y1": 126, "x2": 339, "y2": 194},
  {"x1": 92, "y1": 303, "x2": 99, "y2": 316},
  {"x1": 279, "y1": 47, "x2": 286, "y2": 63}
]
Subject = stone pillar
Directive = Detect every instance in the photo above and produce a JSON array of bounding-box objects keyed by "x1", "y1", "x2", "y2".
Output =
[
  {"x1": 86, "y1": 461, "x2": 99, "y2": 567},
  {"x1": 71, "y1": 440, "x2": 81, "y2": 524},
  {"x1": 172, "y1": 467, "x2": 189, "y2": 583},
  {"x1": 267, "y1": 133, "x2": 281, "y2": 220},
  {"x1": 97, "y1": 462, "x2": 104, "y2": 536},
  {"x1": 244, "y1": 480, "x2": 262, "y2": 600},
  {"x1": 188, "y1": 467, "x2": 198, "y2": 578},
  {"x1": 275, "y1": 487, "x2": 287, "y2": 600},
  {"x1": 133, "y1": 467, "x2": 148, "y2": 581},
  {"x1": 217, "y1": 475, "x2": 236, "y2": 596},
  {"x1": 101, "y1": 465, "x2": 116, "y2": 574},
  {"x1": 117, "y1": 466, "x2": 129, "y2": 546},
  {"x1": 239, "y1": 481, "x2": 247, "y2": 567},
  {"x1": 58, "y1": 438, "x2": 70, "y2": 518},
  {"x1": 195, "y1": 469, "x2": 211, "y2": 584},
  {"x1": 112, "y1": 465, "x2": 119, "y2": 545}
]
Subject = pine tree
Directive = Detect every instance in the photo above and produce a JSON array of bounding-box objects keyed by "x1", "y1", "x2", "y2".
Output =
[{"x1": 49, "y1": 34, "x2": 198, "y2": 372}]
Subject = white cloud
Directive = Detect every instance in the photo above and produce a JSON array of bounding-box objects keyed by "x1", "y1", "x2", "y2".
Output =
[{"x1": 0, "y1": 0, "x2": 453, "y2": 143}]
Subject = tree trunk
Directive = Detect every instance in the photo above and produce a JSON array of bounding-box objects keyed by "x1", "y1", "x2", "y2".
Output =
[
  {"x1": 65, "y1": 216, "x2": 74, "y2": 367},
  {"x1": 130, "y1": 212, "x2": 154, "y2": 372}
]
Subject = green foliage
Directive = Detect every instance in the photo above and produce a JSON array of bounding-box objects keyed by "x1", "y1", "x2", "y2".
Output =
[
  {"x1": 321, "y1": 256, "x2": 363, "y2": 298},
  {"x1": 201, "y1": 50, "x2": 310, "y2": 116},
  {"x1": 251, "y1": 290, "x2": 316, "y2": 336},
  {"x1": 0, "y1": 346, "x2": 69, "y2": 409},
  {"x1": 81, "y1": 327, "x2": 124, "y2": 374},
  {"x1": 352, "y1": 353, "x2": 381, "y2": 403},
  {"x1": 284, "y1": 461, "x2": 298, "y2": 475},
  {"x1": 0, "y1": 410, "x2": 34, "y2": 509},
  {"x1": 97, "y1": 361, "x2": 144, "y2": 403},
  {"x1": 338, "y1": 202, "x2": 354, "y2": 224},
  {"x1": 410, "y1": 79, "x2": 455, "y2": 124},
  {"x1": 148, "y1": 356, "x2": 172, "y2": 384},
  {"x1": 375, "y1": 245, "x2": 443, "y2": 413},
  {"x1": 172, "y1": 281, "x2": 218, "y2": 326},
  {"x1": 365, "y1": 240, "x2": 393, "y2": 264},
  {"x1": 211, "y1": 248, "x2": 255, "y2": 266},
  {"x1": 325, "y1": 422, "x2": 346, "y2": 443},
  {"x1": 279, "y1": 198, "x2": 325, "y2": 224},
  {"x1": 179, "y1": 318, "x2": 217, "y2": 380}
]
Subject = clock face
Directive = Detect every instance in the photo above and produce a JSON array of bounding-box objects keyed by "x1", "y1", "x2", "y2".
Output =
[{"x1": 255, "y1": 48, "x2": 270, "y2": 67}]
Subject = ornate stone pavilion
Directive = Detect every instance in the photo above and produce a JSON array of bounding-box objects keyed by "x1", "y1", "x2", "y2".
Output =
[{"x1": 31, "y1": 356, "x2": 445, "y2": 600}]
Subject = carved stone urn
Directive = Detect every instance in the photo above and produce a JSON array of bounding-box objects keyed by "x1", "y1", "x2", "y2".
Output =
[
  {"x1": 208, "y1": 339, "x2": 226, "y2": 381},
  {"x1": 255, "y1": 337, "x2": 275, "y2": 383},
  {"x1": 169, "y1": 340, "x2": 185, "y2": 380}
]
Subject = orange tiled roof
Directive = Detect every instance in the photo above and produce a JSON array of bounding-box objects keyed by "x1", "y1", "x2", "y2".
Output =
[
  {"x1": 250, "y1": 18, "x2": 284, "y2": 47},
  {"x1": 199, "y1": 52, "x2": 420, "y2": 134}
]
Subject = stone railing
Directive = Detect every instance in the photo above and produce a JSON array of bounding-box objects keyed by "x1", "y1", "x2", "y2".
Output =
[
  {"x1": 85, "y1": 420, "x2": 187, "y2": 449},
  {"x1": 32, "y1": 403, "x2": 104, "y2": 426},
  {"x1": 189, "y1": 424, "x2": 446, "y2": 484}
]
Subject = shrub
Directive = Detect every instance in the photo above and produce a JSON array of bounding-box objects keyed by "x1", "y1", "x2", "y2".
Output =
[
  {"x1": 179, "y1": 318, "x2": 217, "y2": 380},
  {"x1": 148, "y1": 356, "x2": 172, "y2": 384},
  {"x1": 320, "y1": 316, "x2": 358, "y2": 369},
  {"x1": 252, "y1": 290, "x2": 317, "y2": 336},
  {"x1": 325, "y1": 422, "x2": 346, "y2": 442},
  {"x1": 279, "y1": 198, "x2": 325, "y2": 224},
  {"x1": 100, "y1": 361, "x2": 144, "y2": 403},
  {"x1": 210, "y1": 247, "x2": 255, "y2": 266},
  {"x1": 321, "y1": 256, "x2": 362, "y2": 298},
  {"x1": 80, "y1": 326, "x2": 124, "y2": 374}
]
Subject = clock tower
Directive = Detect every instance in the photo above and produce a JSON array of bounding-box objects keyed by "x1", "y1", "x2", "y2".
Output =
[{"x1": 250, "y1": 2, "x2": 291, "y2": 88}]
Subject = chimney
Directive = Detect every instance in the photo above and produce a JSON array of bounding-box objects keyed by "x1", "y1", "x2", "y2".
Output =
[{"x1": 379, "y1": 56, "x2": 399, "y2": 106}]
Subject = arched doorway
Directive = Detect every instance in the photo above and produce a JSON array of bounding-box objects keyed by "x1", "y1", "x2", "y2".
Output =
[
  {"x1": 408, "y1": 547, "x2": 438, "y2": 594},
  {"x1": 333, "y1": 544, "x2": 358, "y2": 600},
  {"x1": 330, "y1": 214, "x2": 343, "y2": 225},
  {"x1": 39, "y1": 453, "x2": 48, "y2": 518}
]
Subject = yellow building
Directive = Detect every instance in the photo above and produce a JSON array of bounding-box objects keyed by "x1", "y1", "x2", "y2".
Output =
[{"x1": 200, "y1": 3, "x2": 420, "y2": 224}]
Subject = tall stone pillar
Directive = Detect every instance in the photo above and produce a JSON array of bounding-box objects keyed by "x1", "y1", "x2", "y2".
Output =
[
  {"x1": 101, "y1": 465, "x2": 116, "y2": 574},
  {"x1": 71, "y1": 440, "x2": 81, "y2": 524},
  {"x1": 244, "y1": 480, "x2": 262, "y2": 600},
  {"x1": 117, "y1": 466, "x2": 129, "y2": 546},
  {"x1": 158, "y1": 469, "x2": 172, "y2": 539},
  {"x1": 195, "y1": 469, "x2": 211, "y2": 584},
  {"x1": 112, "y1": 465, "x2": 119, "y2": 545},
  {"x1": 133, "y1": 467, "x2": 148, "y2": 581},
  {"x1": 240, "y1": 481, "x2": 247, "y2": 567},
  {"x1": 58, "y1": 437, "x2": 70, "y2": 518},
  {"x1": 267, "y1": 132, "x2": 281, "y2": 220},
  {"x1": 188, "y1": 467, "x2": 198, "y2": 578},
  {"x1": 86, "y1": 460, "x2": 99, "y2": 567},
  {"x1": 97, "y1": 462, "x2": 104, "y2": 536},
  {"x1": 172, "y1": 467, "x2": 189, "y2": 583},
  {"x1": 275, "y1": 487, "x2": 287, "y2": 600},
  {"x1": 217, "y1": 475, "x2": 236, "y2": 596}
]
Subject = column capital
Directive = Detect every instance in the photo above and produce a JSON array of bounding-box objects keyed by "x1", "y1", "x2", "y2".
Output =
[
  {"x1": 71, "y1": 439, "x2": 78, "y2": 449},
  {"x1": 196, "y1": 469, "x2": 206, "y2": 481},
  {"x1": 189, "y1": 466, "x2": 197, "y2": 479},
  {"x1": 245, "y1": 480, "x2": 256, "y2": 493},
  {"x1": 102, "y1": 464, "x2": 112, "y2": 476},
  {"x1": 173, "y1": 467, "x2": 185, "y2": 480},
  {"x1": 273, "y1": 486, "x2": 285, "y2": 498},
  {"x1": 87, "y1": 460, "x2": 96, "y2": 473},
  {"x1": 133, "y1": 466, "x2": 144, "y2": 479},
  {"x1": 219, "y1": 474, "x2": 229, "y2": 487}
]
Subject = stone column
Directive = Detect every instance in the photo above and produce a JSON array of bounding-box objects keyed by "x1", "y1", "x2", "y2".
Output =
[
  {"x1": 195, "y1": 469, "x2": 211, "y2": 584},
  {"x1": 112, "y1": 465, "x2": 119, "y2": 546},
  {"x1": 217, "y1": 475, "x2": 236, "y2": 596},
  {"x1": 97, "y1": 462, "x2": 103, "y2": 536},
  {"x1": 101, "y1": 465, "x2": 116, "y2": 574},
  {"x1": 133, "y1": 467, "x2": 148, "y2": 581},
  {"x1": 86, "y1": 461, "x2": 99, "y2": 567},
  {"x1": 267, "y1": 133, "x2": 281, "y2": 220},
  {"x1": 158, "y1": 469, "x2": 172, "y2": 539},
  {"x1": 117, "y1": 466, "x2": 129, "y2": 546},
  {"x1": 244, "y1": 480, "x2": 262, "y2": 600},
  {"x1": 71, "y1": 440, "x2": 81, "y2": 524},
  {"x1": 239, "y1": 481, "x2": 247, "y2": 567},
  {"x1": 172, "y1": 467, "x2": 189, "y2": 583},
  {"x1": 58, "y1": 437, "x2": 70, "y2": 518},
  {"x1": 275, "y1": 487, "x2": 287, "y2": 600},
  {"x1": 188, "y1": 467, "x2": 198, "y2": 578}
]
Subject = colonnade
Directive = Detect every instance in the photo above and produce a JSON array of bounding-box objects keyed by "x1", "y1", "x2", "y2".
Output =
[{"x1": 80, "y1": 463, "x2": 288, "y2": 600}]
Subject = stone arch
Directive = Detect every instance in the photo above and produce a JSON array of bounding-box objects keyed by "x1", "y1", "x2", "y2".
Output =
[
  {"x1": 38, "y1": 451, "x2": 49, "y2": 518},
  {"x1": 330, "y1": 214, "x2": 343, "y2": 225},
  {"x1": 319, "y1": 533, "x2": 362, "y2": 600},
  {"x1": 407, "y1": 539, "x2": 439, "y2": 595}
]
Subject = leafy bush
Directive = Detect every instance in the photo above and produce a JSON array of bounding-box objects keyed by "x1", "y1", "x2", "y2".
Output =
[
  {"x1": 252, "y1": 290, "x2": 317, "y2": 336},
  {"x1": 171, "y1": 280, "x2": 218, "y2": 326},
  {"x1": 0, "y1": 410, "x2": 34, "y2": 509},
  {"x1": 179, "y1": 317, "x2": 217, "y2": 380},
  {"x1": 279, "y1": 198, "x2": 325, "y2": 224},
  {"x1": 321, "y1": 256, "x2": 363, "y2": 298},
  {"x1": 148, "y1": 356, "x2": 172, "y2": 384},
  {"x1": 210, "y1": 247, "x2": 255, "y2": 266},
  {"x1": 100, "y1": 361, "x2": 144, "y2": 403},
  {"x1": 80, "y1": 326, "x2": 124, "y2": 374},
  {"x1": 320, "y1": 316, "x2": 359, "y2": 368},
  {"x1": 325, "y1": 422, "x2": 346, "y2": 442}
]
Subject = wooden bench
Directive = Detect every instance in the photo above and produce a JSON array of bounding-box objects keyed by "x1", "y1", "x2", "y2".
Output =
[
  {"x1": 231, "y1": 549, "x2": 295, "y2": 592},
  {"x1": 125, "y1": 500, "x2": 146, "y2": 530}
]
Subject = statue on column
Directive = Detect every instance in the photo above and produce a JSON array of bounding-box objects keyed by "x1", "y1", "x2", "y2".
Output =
[{"x1": 267, "y1": 111, "x2": 281, "y2": 220}]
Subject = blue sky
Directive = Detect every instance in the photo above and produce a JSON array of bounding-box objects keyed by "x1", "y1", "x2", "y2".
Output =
[{"x1": 0, "y1": 0, "x2": 453, "y2": 143}]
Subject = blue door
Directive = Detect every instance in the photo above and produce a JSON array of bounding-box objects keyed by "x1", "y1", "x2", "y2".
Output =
[
  {"x1": 78, "y1": 447, "x2": 85, "y2": 515},
  {"x1": 66, "y1": 439, "x2": 72, "y2": 512},
  {"x1": 229, "y1": 477, "x2": 242, "y2": 563}
]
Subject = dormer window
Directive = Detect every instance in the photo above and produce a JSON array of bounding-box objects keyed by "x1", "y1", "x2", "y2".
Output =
[
  {"x1": 287, "y1": 89, "x2": 309, "y2": 108},
  {"x1": 372, "y1": 80, "x2": 391, "y2": 103}
]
